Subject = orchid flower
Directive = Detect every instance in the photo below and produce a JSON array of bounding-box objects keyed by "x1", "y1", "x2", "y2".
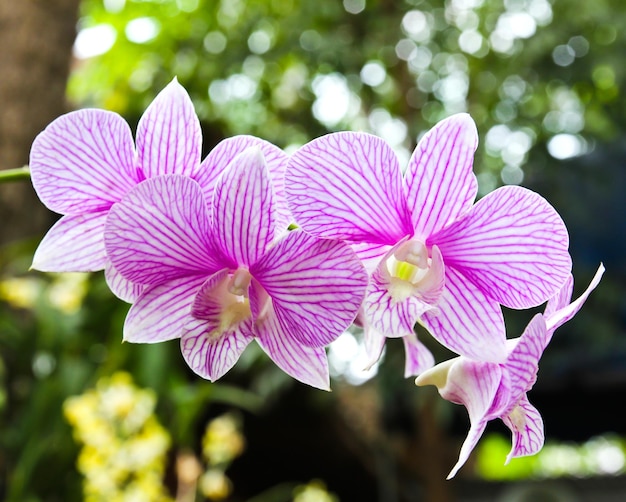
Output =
[
  {"x1": 29, "y1": 78, "x2": 289, "y2": 302},
  {"x1": 415, "y1": 264, "x2": 605, "y2": 479},
  {"x1": 285, "y1": 113, "x2": 572, "y2": 367},
  {"x1": 104, "y1": 147, "x2": 368, "y2": 390}
]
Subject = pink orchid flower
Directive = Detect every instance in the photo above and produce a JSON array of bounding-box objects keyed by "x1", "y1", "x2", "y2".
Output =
[
  {"x1": 104, "y1": 148, "x2": 368, "y2": 390},
  {"x1": 29, "y1": 78, "x2": 289, "y2": 302},
  {"x1": 415, "y1": 264, "x2": 604, "y2": 478},
  {"x1": 285, "y1": 113, "x2": 572, "y2": 368}
]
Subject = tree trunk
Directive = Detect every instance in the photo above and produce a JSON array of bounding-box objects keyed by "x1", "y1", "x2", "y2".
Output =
[{"x1": 0, "y1": 0, "x2": 80, "y2": 246}]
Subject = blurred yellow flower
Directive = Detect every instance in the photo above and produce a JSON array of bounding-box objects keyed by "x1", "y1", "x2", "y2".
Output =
[{"x1": 63, "y1": 372, "x2": 172, "y2": 502}]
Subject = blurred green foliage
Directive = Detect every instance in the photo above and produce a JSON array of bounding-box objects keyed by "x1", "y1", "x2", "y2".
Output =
[{"x1": 2, "y1": 0, "x2": 626, "y2": 500}]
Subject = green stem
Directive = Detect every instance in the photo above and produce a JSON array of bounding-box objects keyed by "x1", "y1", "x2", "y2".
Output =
[{"x1": 0, "y1": 166, "x2": 30, "y2": 183}]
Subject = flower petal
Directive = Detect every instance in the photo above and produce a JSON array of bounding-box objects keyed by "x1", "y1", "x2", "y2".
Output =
[
  {"x1": 364, "y1": 271, "x2": 435, "y2": 337},
  {"x1": 104, "y1": 259, "x2": 145, "y2": 303},
  {"x1": 181, "y1": 318, "x2": 254, "y2": 381},
  {"x1": 32, "y1": 212, "x2": 108, "y2": 272},
  {"x1": 403, "y1": 333, "x2": 435, "y2": 377},
  {"x1": 448, "y1": 418, "x2": 489, "y2": 479},
  {"x1": 405, "y1": 113, "x2": 478, "y2": 239},
  {"x1": 196, "y1": 135, "x2": 291, "y2": 227},
  {"x1": 430, "y1": 185, "x2": 572, "y2": 309},
  {"x1": 285, "y1": 132, "x2": 413, "y2": 243},
  {"x1": 417, "y1": 358, "x2": 502, "y2": 479},
  {"x1": 124, "y1": 274, "x2": 208, "y2": 343},
  {"x1": 105, "y1": 175, "x2": 225, "y2": 286},
  {"x1": 421, "y1": 266, "x2": 508, "y2": 362},
  {"x1": 251, "y1": 230, "x2": 368, "y2": 348},
  {"x1": 212, "y1": 147, "x2": 276, "y2": 266},
  {"x1": 503, "y1": 395, "x2": 545, "y2": 462},
  {"x1": 545, "y1": 263, "x2": 605, "y2": 334},
  {"x1": 505, "y1": 314, "x2": 549, "y2": 399},
  {"x1": 256, "y1": 310, "x2": 330, "y2": 390},
  {"x1": 30, "y1": 109, "x2": 138, "y2": 214},
  {"x1": 544, "y1": 274, "x2": 573, "y2": 318},
  {"x1": 135, "y1": 78, "x2": 201, "y2": 178},
  {"x1": 362, "y1": 321, "x2": 386, "y2": 371}
]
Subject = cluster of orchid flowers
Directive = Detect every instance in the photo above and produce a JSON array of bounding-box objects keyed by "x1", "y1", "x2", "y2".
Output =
[{"x1": 29, "y1": 78, "x2": 604, "y2": 478}]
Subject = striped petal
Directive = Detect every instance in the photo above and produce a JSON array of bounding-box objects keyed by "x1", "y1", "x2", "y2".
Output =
[
  {"x1": 403, "y1": 333, "x2": 435, "y2": 377},
  {"x1": 105, "y1": 175, "x2": 225, "y2": 286},
  {"x1": 405, "y1": 114, "x2": 478, "y2": 239},
  {"x1": 30, "y1": 109, "x2": 138, "y2": 214},
  {"x1": 135, "y1": 78, "x2": 201, "y2": 178},
  {"x1": 251, "y1": 230, "x2": 367, "y2": 348},
  {"x1": 430, "y1": 185, "x2": 572, "y2": 309},
  {"x1": 124, "y1": 274, "x2": 208, "y2": 343},
  {"x1": 256, "y1": 310, "x2": 330, "y2": 390},
  {"x1": 503, "y1": 395, "x2": 545, "y2": 462},
  {"x1": 32, "y1": 212, "x2": 108, "y2": 272},
  {"x1": 505, "y1": 314, "x2": 549, "y2": 399},
  {"x1": 212, "y1": 147, "x2": 276, "y2": 266},
  {"x1": 364, "y1": 271, "x2": 435, "y2": 337},
  {"x1": 285, "y1": 132, "x2": 413, "y2": 244},
  {"x1": 181, "y1": 317, "x2": 254, "y2": 382},
  {"x1": 196, "y1": 135, "x2": 291, "y2": 228},
  {"x1": 421, "y1": 266, "x2": 508, "y2": 362},
  {"x1": 104, "y1": 259, "x2": 144, "y2": 303},
  {"x1": 416, "y1": 358, "x2": 502, "y2": 479},
  {"x1": 545, "y1": 263, "x2": 605, "y2": 334}
]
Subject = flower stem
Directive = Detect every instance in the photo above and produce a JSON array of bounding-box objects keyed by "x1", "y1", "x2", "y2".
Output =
[{"x1": 0, "y1": 166, "x2": 30, "y2": 183}]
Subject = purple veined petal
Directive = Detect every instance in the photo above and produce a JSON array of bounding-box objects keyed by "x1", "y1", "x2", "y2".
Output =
[
  {"x1": 30, "y1": 109, "x2": 138, "y2": 214},
  {"x1": 212, "y1": 147, "x2": 277, "y2": 266},
  {"x1": 104, "y1": 258, "x2": 145, "y2": 303},
  {"x1": 405, "y1": 113, "x2": 479, "y2": 240},
  {"x1": 181, "y1": 317, "x2": 254, "y2": 381},
  {"x1": 124, "y1": 274, "x2": 208, "y2": 343},
  {"x1": 351, "y1": 242, "x2": 392, "y2": 274},
  {"x1": 362, "y1": 321, "x2": 387, "y2": 371},
  {"x1": 251, "y1": 230, "x2": 368, "y2": 348},
  {"x1": 421, "y1": 266, "x2": 508, "y2": 362},
  {"x1": 135, "y1": 78, "x2": 201, "y2": 179},
  {"x1": 364, "y1": 269, "x2": 435, "y2": 337},
  {"x1": 430, "y1": 185, "x2": 572, "y2": 309},
  {"x1": 544, "y1": 274, "x2": 573, "y2": 319},
  {"x1": 545, "y1": 263, "x2": 605, "y2": 334},
  {"x1": 32, "y1": 212, "x2": 108, "y2": 272},
  {"x1": 505, "y1": 314, "x2": 549, "y2": 400},
  {"x1": 417, "y1": 358, "x2": 502, "y2": 479},
  {"x1": 402, "y1": 333, "x2": 435, "y2": 377},
  {"x1": 448, "y1": 418, "x2": 489, "y2": 479},
  {"x1": 444, "y1": 360, "x2": 502, "y2": 479},
  {"x1": 105, "y1": 175, "x2": 227, "y2": 286},
  {"x1": 256, "y1": 309, "x2": 331, "y2": 390},
  {"x1": 502, "y1": 395, "x2": 545, "y2": 463},
  {"x1": 196, "y1": 135, "x2": 291, "y2": 228},
  {"x1": 285, "y1": 131, "x2": 413, "y2": 244}
]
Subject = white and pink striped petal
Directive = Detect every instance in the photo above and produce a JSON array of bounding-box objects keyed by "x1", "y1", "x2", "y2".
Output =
[
  {"x1": 285, "y1": 131, "x2": 413, "y2": 244},
  {"x1": 30, "y1": 109, "x2": 138, "y2": 214},
  {"x1": 405, "y1": 113, "x2": 479, "y2": 240},
  {"x1": 421, "y1": 266, "x2": 507, "y2": 362},
  {"x1": 32, "y1": 212, "x2": 108, "y2": 272},
  {"x1": 402, "y1": 333, "x2": 435, "y2": 377},
  {"x1": 123, "y1": 275, "x2": 208, "y2": 343},
  {"x1": 196, "y1": 135, "x2": 290, "y2": 228},
  {"x1": 251, "y1": 230, "x2": 367, "y2": 348},
  {"x1": 104, "y1": 259, "x2": 145, "y2": 303},
  {"x1": 503, "y1": 395, "x2": 545, "y2": 462},
  {"x1": 212, "y1": 147, "x2": 277, "y2": 266},
  {"x1": 256, "y1": 310, "x2": 331, "y2": 390},
  {"x1": 181, "y1": 319, "x2": 254, "y2": 382},
  {"x1": 105, "y1": 175, "x2": 226, "y2": 286},
  {"x1": 430, "y1": 185, "x2": 572, "y2": 309},
  {"x1": 135, "y1": 78, "x2": 201, "y2": 179}
]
